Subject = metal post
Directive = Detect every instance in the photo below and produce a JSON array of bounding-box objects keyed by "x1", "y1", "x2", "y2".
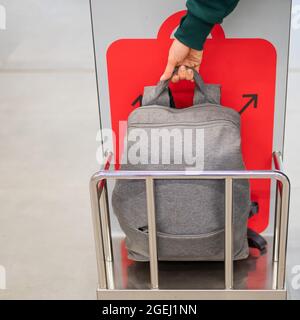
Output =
[
  {"x1": 89, "y1": 178, "x2": 107, "y2": 289},
  {"x1": 272, "y1": 151, "x2": 290, "y2": 290},
  {"x1": 273, "y1": 184, "x2": 281, "y2": 263},
  {"x1": 273, "y1": 151, "x2": 284, "y2": 264},
  {"x1": 99, "y1": 183, "x2": 115, "y2": 289},
  {"x1": 225, "y1": 178, "x2": 233, "y2": 289},
  {"x1": 272, "y1": 184, "x2": 281, "y2": 289},
  {"x1": 277, "y1": 177, "x2": 290, "y2": 289},
  {"x1": 146, "y1": 178, "x2": 159, "y2": 289}
]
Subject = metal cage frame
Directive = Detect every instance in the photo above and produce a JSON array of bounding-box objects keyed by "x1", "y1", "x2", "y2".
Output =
[{"x1": 89, "y1": 151, "x2": 290, "y2": 300}]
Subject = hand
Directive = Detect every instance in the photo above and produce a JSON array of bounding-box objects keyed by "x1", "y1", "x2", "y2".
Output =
[{"x1": 160, "y1": 39, "x2": 203, "y2": 82}]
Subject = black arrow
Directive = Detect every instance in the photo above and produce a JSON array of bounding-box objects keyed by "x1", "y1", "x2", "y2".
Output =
[
  {"x1": 239, "y1": 94, "x2": 258, "y2": 114},
  {"x1": 131, "y1": 94, "x2": 143, "y2": 107}
]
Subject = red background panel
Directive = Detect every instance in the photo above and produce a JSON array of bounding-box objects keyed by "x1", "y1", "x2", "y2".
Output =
[{"x1": 106, "y1": 11, "x2": 277, "y2": 232}]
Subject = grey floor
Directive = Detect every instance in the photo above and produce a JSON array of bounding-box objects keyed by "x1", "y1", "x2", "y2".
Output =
[{"x1": 0, "y1": 0, "x2": 299, "y2": 300}]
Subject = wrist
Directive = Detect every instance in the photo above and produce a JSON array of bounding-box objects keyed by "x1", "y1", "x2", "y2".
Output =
[{"x1": 174, "y1": 12, "x2": 213, "y2": 50}]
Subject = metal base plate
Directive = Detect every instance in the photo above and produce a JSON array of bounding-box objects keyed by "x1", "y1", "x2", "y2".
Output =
[
  {"x1": 99, "y1": 235, "x2": 286, "y2": 300},
  {"x1": 97, "y1": 289, "x2": 286, "y2": 300}
]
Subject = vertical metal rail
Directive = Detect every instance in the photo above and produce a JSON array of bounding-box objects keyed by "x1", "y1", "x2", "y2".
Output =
[
  {"x1": 273, "y1": 185, "x2": 282, "y2": 263},
  {"x1": 99, "y1": 183, "x2": 115, "y2": 289},
  {"x1": 272, "y1": 184, "x2": 281, "y2": 289},
  {"x1": 146, "y1": 178, "x2": 159, "y2": 289},
  {"x1": 273, "y1": 151, "x2": 290, "y2": 290},
  {"x1": 89, "y1": 178, "x2": 107, "y2": 289},
  {"x1": 277, "y1": 177, "x2": 290, "y2": 289},
  {"x1": 273, "y1": 151, "x2": 284, "y2": 263},
  {"x1": 225, "y1": 178, "x2": 233, "y2": 289},
  {"x1": 99, "y1": 183, "x2": 113, "y2": 262}
]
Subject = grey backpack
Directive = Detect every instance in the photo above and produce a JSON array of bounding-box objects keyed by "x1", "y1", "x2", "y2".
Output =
[{"x1": 112, "y1": 69, "x2": 251, "y2": 261}]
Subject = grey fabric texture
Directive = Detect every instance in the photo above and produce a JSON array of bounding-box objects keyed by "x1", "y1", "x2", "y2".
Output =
[
  {"x1": 112, "y1": 71, "x2": 251, "y2": 261},
  {"x1": 142, "y1": 85, "x2": 171, "y2": 107}
]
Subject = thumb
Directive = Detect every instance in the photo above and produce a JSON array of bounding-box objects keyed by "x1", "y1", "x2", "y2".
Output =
[{"x1": 160, "y1": 59, "x2": 176, "y2": 81}]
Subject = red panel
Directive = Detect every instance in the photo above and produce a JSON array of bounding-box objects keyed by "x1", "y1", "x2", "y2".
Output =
[{"x1": 106, "y1": 11, "x2": 277, "y2": 233}]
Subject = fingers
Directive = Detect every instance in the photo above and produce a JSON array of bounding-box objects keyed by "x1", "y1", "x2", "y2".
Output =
[
  {"x1": 178, "y1": 65, "x2": 186, "y2": 80},
  {"x1": 186, "y1": 68, "x2": 194, "y2": 81},
  {"x1": 161, "y1": 63, "x2": 190, "y2": 83},
  {"x1": 160, "y1": 59, "x2": 176, "y2": 81},
  {"x1": 171, "y1": 65, "x2": 194, "y2": 83},
  {"x1": 172, "y1": 65, "x2": 187, "y2": 82},
  {"x1": 171, "y1": 74, "x2": 180, "y2": 83},
  {"x1": 160, "y1": 39, "x2": 190, "y2": 81},
  {"x1": 160, "y1": 43, "x2": 203, "y2": 82}
]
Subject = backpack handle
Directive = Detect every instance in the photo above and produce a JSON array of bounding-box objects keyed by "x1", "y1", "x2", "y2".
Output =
[{"x1": 142, "y1": 66, "x2": 220, "y2": 107}]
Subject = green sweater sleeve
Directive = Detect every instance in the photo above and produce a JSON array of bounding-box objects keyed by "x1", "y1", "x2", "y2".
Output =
[{"x1": 174, "y1": 0, "x2": 239, "y2": 50}]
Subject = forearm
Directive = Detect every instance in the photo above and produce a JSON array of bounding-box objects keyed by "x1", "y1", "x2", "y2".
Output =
[{"x1": 174, "y1": 0, "x2": 239, "y2": 50}]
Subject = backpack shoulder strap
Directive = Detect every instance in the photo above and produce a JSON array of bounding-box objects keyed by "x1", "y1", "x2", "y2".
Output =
[{"x1": 247, "y1": 228, "x2": 267, "y2": 253}]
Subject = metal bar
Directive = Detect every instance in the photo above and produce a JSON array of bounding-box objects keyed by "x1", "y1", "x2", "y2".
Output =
[
  {"x1": 97, "y1": 289, "x2": 287, "y2": 300},
  {"x1": 89, "y1": 177, "x2": 107, "y2": 289},
  {"x1": 225, "y1": 178, "x2": 233, "y2": 289},
  {"x1": 273, "y1": 152, "x2": 283, "y2": 264},
  {"x1": 273, "y1": 151, "x2": 284, "y2": 174},
  {"x1": 272, "y1": 261, "x2": 278, "y2": 290},
  {"x1": 91, "y1": 169, "x2": 286, "y2": 181},
  {"x1": 99, "y1": 183, "x2": 115, "y2": 289},
  {"x1": 104, "y1": 261, "x2": 115, "y2": 290},
  {"x1": 145, "y1": 178, "x2": 159, "y2": 289},
  {"x1": 273, "y1": 184, "x2": 281, "y2": 263},
  {"x1": 273, "y1": 152, "x2": 284, "y2": 263},
  {"x1": 272, "y1": 151, "x2": 282, "y2": 280},
  {"x1": 88, "y1": 152, "x2": 113, "y2": 291},
  {"x1": 99, "y1": 184, "x2": 113, "y2": 262},
  {"x1": 272, "y1": 184, "x2": 281, "y2": 290},
  {"x1": 272, "y1": 151, "x2": 290, "y2": 290},
  {"x1": 277, "y1": 175, "x2": 290, "y2": 289}
]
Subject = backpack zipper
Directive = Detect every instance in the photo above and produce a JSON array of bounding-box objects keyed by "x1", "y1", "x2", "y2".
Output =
[
  {"x1": 129, "y1": 119, "x2": 239, "y2": 129},
  {"x1": 138, "y1": 226, "x2": 224, "y2": 238},
  {"x1": 131, "y1": 103, "x2": 239, "y2": 118}
]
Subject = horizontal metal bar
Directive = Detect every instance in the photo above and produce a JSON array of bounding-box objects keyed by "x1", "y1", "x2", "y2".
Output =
[
  {"x1": 97, "y1": 289, "x2": 287, "y2": 300},
  {"x1": 90, "y1": 169, "x2": 288, "y2": 183}
]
